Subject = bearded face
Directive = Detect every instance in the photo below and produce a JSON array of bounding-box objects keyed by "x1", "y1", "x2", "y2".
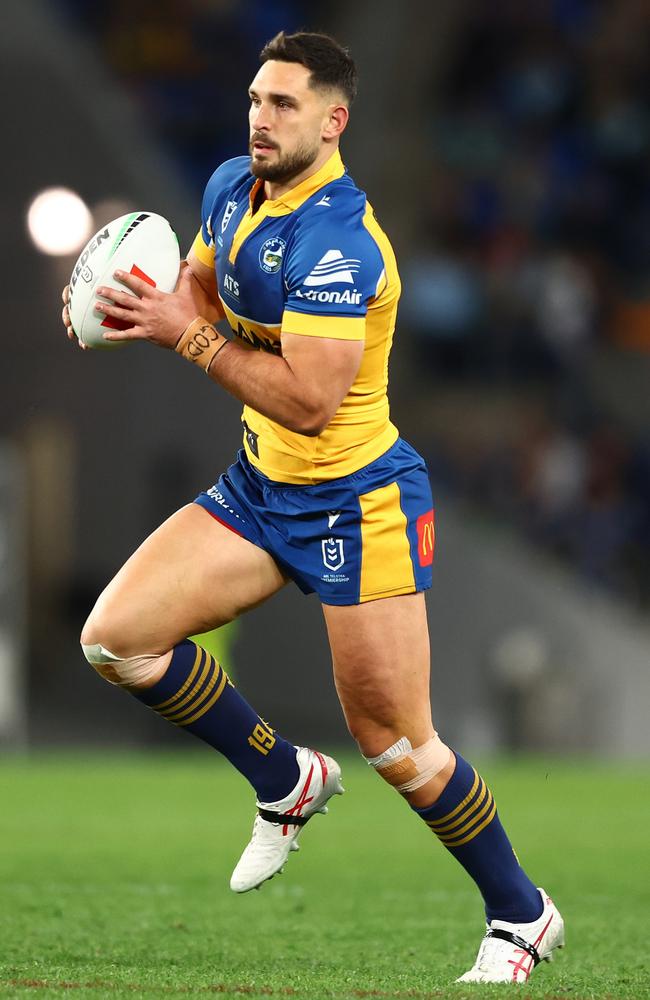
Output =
[
  {"x1": 247, "y1": 61, "x2": 338, "y2": 192},
  {"x1": 249, "y1": 132, "x2": 321, "y2": 184}
]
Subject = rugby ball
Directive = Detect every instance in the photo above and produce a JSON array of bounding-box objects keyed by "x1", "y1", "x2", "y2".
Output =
[{"x1": 68, "y1": 211, "x2": 181, "y2": 349}]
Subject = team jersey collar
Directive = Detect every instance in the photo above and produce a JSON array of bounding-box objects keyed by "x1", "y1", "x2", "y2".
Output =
[{"x1": 249, "y1": 148, "x2": 345, "y2": 213}]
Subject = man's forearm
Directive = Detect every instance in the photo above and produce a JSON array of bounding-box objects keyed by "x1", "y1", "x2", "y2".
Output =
[
  {"x1": 213, "y1": 340, "x2": 329, "y2": 435},
  {"x1": 175, "y1": 317, "x2": 327, "y2": 436}
]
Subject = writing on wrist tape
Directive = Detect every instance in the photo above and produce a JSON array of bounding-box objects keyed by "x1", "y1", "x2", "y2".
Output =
[{"x1": 175, "y1": 316, "x2": 229, "y2": 372}]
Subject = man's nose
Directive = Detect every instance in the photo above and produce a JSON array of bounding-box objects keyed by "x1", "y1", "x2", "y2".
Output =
[{"x1": 251, "y1": 105, "x2": 271, "y2": 131}]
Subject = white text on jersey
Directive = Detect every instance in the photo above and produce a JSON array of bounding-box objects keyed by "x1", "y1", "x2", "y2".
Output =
[
  {"x1": 224, "y1": 274, "x2": 240, "y2": 297},
  {"x1": 295, "y1": 288, "x2": 362, "y2": 305}
]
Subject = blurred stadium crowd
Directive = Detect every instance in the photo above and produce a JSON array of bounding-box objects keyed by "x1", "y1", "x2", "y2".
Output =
[
  {"x1": 58, "y1": 0, "x2": 649, "y2": 609},
  {"x1": 404, "y1": 0, "x2": 650, "y2": 607},
  {"x1": 60, "y1": 0, "x2": 309, "y2": 191}
]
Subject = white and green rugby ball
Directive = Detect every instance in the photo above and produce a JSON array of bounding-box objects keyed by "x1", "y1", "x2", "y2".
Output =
[{"x1": 68, "y1": 211, "x2": 181, "y2": 349}]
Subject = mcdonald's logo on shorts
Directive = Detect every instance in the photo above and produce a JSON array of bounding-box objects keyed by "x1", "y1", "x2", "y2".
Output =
[{"x1": 416, "y1": 509, "x2": 435, "y2": 566}]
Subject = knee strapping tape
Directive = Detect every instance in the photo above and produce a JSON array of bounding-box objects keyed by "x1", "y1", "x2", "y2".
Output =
[
  {"x1": 366, "y1": 734, "x2": 451, "y2": 792},
  {"x1": 81, "y1": 642, "x2": 163, "y2": 687}
]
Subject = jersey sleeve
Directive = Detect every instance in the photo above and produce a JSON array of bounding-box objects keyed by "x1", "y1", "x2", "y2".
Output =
[
  {"x1": 282, "y1": 203, "x2": 387, "y2": 341},
  {"x1": 189, "y1": 156, "x2": 250, "y2": 267},
  {"x1": 189, "y1": 228, "x2": 214, "y2": 268}
]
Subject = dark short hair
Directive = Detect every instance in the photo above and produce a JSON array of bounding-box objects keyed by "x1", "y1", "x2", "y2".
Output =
[{"x1": 260, "y1": 31, "x2": 358, "y2": 105}]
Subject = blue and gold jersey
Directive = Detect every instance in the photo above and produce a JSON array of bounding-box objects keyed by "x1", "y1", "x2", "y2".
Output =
[{"x1": 190, "y1": 149, "x2": 401, "y2": 484}]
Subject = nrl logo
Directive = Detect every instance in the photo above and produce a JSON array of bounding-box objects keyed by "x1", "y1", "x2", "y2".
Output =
[
  {"x1": 259, "y1": 236, "x2": 286, "y2": 273},
  {"x1": 322, "y1": 537, "x2": 345, "y2": 572}
]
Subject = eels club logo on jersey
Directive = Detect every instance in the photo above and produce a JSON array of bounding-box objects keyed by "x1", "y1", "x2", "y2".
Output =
[{"x1": 259, "y1": 236, "x2": 286, "y2": 274}]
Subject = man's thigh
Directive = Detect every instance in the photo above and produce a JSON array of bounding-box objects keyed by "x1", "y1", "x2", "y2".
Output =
[
  {"x1": 85, "y1": 503, "x2": 287, "y2": 655},
  {"x1": 322, "y1": 592, "x2": 434, "y2": 755}
]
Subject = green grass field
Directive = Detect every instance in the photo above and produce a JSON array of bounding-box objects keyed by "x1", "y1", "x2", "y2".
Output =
[{"x1": 1, "y1": 753, "x2": 648, "y2": 1000}]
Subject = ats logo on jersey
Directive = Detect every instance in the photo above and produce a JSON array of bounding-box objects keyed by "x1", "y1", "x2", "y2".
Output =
[
  {"x1": 416, "y1": 510, "x2": 435, "y2": 567},
  {"x1": 223, "y1": 273, "x2": 239, "y2": 298},
  {"x1": 259, "y1": 236, "x2": 286, "y2": 273}
]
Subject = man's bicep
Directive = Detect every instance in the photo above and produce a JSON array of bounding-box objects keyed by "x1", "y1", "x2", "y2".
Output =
[{"x1": 281, "y1": 331, "x2": 364, "y2": 416}]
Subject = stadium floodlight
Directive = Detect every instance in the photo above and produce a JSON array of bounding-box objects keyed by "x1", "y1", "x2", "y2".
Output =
[{"x1": 27, "y1": 187, "x2": 92, "y2": 256}]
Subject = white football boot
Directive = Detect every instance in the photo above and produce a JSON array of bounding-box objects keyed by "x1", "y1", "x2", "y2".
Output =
[
  {"x1": 230, "y1": 747, "x2": 344, "y2": 893},
  {"x1": 457, "y1": 888, "x2": 565, "y2": 984}
]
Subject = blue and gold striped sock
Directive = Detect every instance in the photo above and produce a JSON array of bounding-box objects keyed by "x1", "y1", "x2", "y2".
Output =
[
  {"x1": 414, "y1": 752, "x2": 543, "y2": 923},
  {"x1": 133, "y1": 639, "x2": 300, "y2": 803}
]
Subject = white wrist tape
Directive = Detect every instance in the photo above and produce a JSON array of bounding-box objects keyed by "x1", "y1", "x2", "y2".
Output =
[
  {"x1": 82, "y1": 642, "x2": 163, "y2": 687},
  {"x1": 366, "y1": 734, "x2": 451, "y2": 793}
]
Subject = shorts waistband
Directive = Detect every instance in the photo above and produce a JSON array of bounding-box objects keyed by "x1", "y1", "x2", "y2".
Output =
[{"x1": 242, "y1": 438, "x2": 414, "y2": 493}]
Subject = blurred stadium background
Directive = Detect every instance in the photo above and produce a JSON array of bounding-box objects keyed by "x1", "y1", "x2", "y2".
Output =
[{"x1": 1, "y1": 0, "x2": 649, "y2": 759}]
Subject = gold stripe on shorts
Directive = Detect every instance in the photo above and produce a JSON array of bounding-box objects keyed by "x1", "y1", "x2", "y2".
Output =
[{"x1": 359, "y1": 481, "x2": 415, "y2": 602}]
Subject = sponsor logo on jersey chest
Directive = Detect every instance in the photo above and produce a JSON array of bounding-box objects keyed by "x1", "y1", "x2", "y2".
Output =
[
  {"x1": 296, "y1": 288, "x2": 362, "y2": 305},
  {"x1": 223, "y1": 273, "x2": 239, "y2": 298},
  {"x1": 305, "y1": 249, "x2": 361, "y2": 286}
]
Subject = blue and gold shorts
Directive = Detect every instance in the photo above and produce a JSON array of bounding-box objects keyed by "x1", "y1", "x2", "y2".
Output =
[{"x1": 194, "y1": 437, "x2": 434, "y2": 606}]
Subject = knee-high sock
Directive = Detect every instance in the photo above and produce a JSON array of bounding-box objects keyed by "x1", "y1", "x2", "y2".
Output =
[
  {"x1": 413, "y1": 752, "x2": 543, "y2": 923},
  {"x1": 132, "y1": 640, "x2": 299, "y2": 803}
]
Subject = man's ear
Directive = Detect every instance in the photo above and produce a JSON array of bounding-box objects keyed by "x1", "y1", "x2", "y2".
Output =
[{"x1": 322, "y1": 103, "x2": 349, "y2": 140}]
